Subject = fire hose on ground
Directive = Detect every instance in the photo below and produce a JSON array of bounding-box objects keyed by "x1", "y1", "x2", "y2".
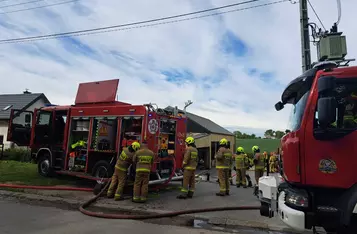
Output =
[{"x1": 0, "y1": 157, "x2": 260, "y2": 219}]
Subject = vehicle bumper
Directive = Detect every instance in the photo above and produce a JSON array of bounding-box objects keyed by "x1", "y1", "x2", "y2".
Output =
[{"x1": 277, "y1": 191, "x2": 306, "y2": 231}]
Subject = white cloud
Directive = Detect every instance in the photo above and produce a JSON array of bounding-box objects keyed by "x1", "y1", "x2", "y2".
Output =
[{"x1": 0, "y1": 0, "x2": 356, "y2": 135}]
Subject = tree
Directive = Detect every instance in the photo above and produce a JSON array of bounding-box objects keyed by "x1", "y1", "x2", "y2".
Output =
[
  {"x1": 264, "y1": 129, "x2": 275, "y2": 138},
  {"x1": 274, "y1": 130, "x2": 285, "y2": 139},
  {"x1": 285, "y1": 129, "x2": 291, "y2": 134},
  {"x1": 233, "y1": 131, "x2": 243, "y2": 139}
]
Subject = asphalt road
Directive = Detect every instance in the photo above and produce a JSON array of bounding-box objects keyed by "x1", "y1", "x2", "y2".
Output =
[{"x1": 0, "y1": 200, "x2": 289, "y2": 234}]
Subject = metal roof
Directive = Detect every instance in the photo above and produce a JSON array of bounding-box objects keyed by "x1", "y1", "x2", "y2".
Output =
[
  {"x1": 0, "y1": 93, "x2": 50, "y2": 120},
  {"x1": 165, "y1": 106, "x2": 233, "y2": 136}
]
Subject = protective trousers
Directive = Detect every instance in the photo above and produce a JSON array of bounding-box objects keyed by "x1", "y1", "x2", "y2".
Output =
[
  {"x1": 133, "y1": 171, "x2": 150, "y2": 202},
  {"x1": 181, "y1": 169, "x2": 195, "y2": 195},
  {"x1": 236, "y1": 168, "x2": 246, "y2": 186},
  {"x1": 229, "y1": 169, "x2": 233, "y2": 184},
  {"x1": 107, "y1": 168, "x2": 127, "y2": 200},
  {"x1": 255, "y1": 168, "x2": 264, "y2": 184},
  {"x1": 217, "y1": 168, "x2": 230, "y2": 194},
  {"x1": 269, "y1": 163, "x2": 276, "y2": 173}
]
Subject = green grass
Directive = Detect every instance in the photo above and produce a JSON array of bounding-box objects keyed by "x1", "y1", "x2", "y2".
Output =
[
  {"x1": 235, "y1": 138, "x2": 280, "y2": 153},
  {"x1": 0, "y1": 160, "x2": 72, "y2": 186}
]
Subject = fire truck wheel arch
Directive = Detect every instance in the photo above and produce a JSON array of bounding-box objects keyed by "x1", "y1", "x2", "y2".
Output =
[
  {"x1": 91, "y1": 160, "x2": 113, "y2": 178},
  {"x1": 37, "y1": 150, "x2": 54, "y2": 177}
]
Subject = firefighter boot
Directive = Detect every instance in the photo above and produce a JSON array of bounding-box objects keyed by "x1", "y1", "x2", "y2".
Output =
[
  {"x1": 216, "y1": 192, "x2": 225, "y2": 196},
  {"x1": 187, "y1": 191, "x2": 194, "y2": 198},
  {"x1": 248, "y1": 181, "x2": 253, "y2": 187},
  {"x1": 225, "y1": 190, "x2": 230, "y2": 196},
  {"x1": 236, "y1": 183, "x2": 241, "y2": 188},
  {"x1": 177, "y1": 194, "x2": 188, "y2": 199},
  {"x1": 253, "y1": 186, "x2": 259, "y2": 197},
  {"x1": 243, "y1": 184, "x2": 247, "y2": 188}
]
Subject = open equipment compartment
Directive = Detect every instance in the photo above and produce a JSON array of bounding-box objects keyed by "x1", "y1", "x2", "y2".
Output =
[
  {"x1": 67, "y1": 117, "x2": 90, "y2": 172},
  {"x1": 158, "y1": 118, "x2": 176, "y2": 178},
  {"x1": 119, "y1": 116, "x2": 143, "y2": 151}
]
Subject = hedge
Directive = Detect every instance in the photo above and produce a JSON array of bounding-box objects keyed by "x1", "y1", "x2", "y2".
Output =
[{"x1": 1, "y1": 148, "x2": 32, "y2": 162}]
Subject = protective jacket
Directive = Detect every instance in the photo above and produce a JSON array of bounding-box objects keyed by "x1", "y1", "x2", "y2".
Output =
[
  {"x1": 254, "y1": 152, "x2": 265, "y2": 170},
  {"x1": 115, "y1": 147, "x2": 135, "y2": 172},
  {"x1": 235, "y1": 153, "x2": 248, "y2": 169},
  {"x1": 183, "y1": 146, "x2": 198, "y2": 170},
  {"x1": 133, "y1": 148, "x2": 154, "y2": 173},
  {"x1": 215, "y1": 147, "x2": 232, "y2": 169}
]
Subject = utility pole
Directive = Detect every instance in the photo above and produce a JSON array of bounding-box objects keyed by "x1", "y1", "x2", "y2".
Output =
[{"x1": 299, "y1": 0, "x2": 311, "y2": 72}]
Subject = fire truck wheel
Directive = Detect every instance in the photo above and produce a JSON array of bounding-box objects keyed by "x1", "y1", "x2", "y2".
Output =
[
  {"x1": 92, "y1": 160, "x2": 113, "y2": 179},
  {"x1": 37, "y1": 155, "x2": 53, "y2": 177}
]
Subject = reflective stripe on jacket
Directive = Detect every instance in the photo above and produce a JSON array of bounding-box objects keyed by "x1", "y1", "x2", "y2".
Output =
[
  {"x1": 133, "y1": 148, "x2": 154, "y2": 173},
  {"x1": 183, "y1": 146, "x2": 198, "y2": 170},
  {"x1": 215, "y1": 147, "x2": 232, "y2": 169},
  {"x1": 235, "y1": 153, "x2": 248, "y2": 169},
  {"x1": 254, "y1": 153, "x2": 265, "y2": 170},
  {"x1": 115, "y1": 147, "x2": 134, "y2": 171}
]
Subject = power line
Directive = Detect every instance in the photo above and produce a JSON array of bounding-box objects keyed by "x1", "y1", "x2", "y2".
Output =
[
  {"x1": 307, "y1": 0, "x2": 326, "y2": 31},
  {"x1": 0, "y1": 0, "x2": 79, "y2": 15},
  {"x1": 0, "y1": 0, "x2": 48, "y2": 9},
  {"x1": 0, "y1": 0, "x2": 290, "y2": 44}
]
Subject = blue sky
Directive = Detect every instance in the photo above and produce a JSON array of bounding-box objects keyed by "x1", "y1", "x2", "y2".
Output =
[{"x1": 0, "y1": 0, "x2": 356, "y2": 136}]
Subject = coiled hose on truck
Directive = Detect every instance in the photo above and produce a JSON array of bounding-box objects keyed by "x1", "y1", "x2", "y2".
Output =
[{"x1": 0, "y1": 157, "x2": 260, "y2": 219}]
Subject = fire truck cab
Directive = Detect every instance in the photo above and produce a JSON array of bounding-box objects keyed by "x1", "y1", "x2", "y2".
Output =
[
  {"x1": 259, "y1": 62, "x2": 357, "y2": 234},
  {"x1": 7, "y1": 79, "x2": 187, "y2": 185}
]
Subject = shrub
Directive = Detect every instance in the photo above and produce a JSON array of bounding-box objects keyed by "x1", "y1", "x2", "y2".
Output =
[{"x1": 2, "y1": 148, "x2": 32, "y2": 162}]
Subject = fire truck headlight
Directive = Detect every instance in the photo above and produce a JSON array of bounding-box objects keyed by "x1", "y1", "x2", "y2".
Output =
[{"x1": 285, "y1": 189, "x2": 309, "y2": 209}]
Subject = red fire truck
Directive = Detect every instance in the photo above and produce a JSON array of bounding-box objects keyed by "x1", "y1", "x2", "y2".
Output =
[
  {"x1": 7, "y1": 79, "x2": 187, "y2": 185},
  {"x1": 259, "y1": 62, "x2": 357, "y2": 234}
]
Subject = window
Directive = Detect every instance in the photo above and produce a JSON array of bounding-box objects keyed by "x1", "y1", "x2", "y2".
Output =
[
  {"x1": 37, "y1": 112, "x2": 51, "y2": 125},
  {"x1": 287, "y1": 91, "x2": 310, "y2": 132},
  {"x1": 314, "y1": 79, "x2": 357, "y2": 131}
]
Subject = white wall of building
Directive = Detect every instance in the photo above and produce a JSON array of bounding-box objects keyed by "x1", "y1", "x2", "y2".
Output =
[{"x1": 0, "y1": 98, "x2": 47, "y2": 148}]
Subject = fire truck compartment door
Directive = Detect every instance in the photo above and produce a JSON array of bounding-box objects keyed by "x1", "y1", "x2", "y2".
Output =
[
  {"x1": 33, "y1": 110, "x2": 53, "y2": 144},
  {"x1": 75, "y1": 79, "x2": 119, "y2": 104},
  {"x1": 7, "y1": 109, "x2": 34, "y2": 146}
]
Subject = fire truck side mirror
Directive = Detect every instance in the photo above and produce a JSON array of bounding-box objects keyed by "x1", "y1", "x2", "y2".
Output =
[
  {"x1": 318, "y1": 76, "x2": 336, "y2": 95},
  {"x1": 275, "y1": 101, "x2": 284, "y2": 111},
  {"x1": 25, "y1": 114, "x2": 31, "y2": 124},
  {"x1": 317, "y1": 97, "x2": 337, "y2": 128}
]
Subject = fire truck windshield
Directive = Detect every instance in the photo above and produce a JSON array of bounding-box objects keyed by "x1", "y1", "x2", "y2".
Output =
[{"x1": 287, "y1": 90, "x2": 311, "y2": 132}]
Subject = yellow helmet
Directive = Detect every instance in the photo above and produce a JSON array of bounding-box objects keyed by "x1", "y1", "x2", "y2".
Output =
[
  {"x1": 236, "y1": 146, "x2": 244, "y2": 153},
  {"x1": 131, "y1": 142, "x2": 141, "y2": 151},
  {"x1": 185, "y1": 136, "x2": 195, "y2": 145},
  {"x1": 252, "y1": 145, "x2": 259, "y2": 152},
  {"x1": 219, "y1": 138, "x2": 228, "y2": 146}
]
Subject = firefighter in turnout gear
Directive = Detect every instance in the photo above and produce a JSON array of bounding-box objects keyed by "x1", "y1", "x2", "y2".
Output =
[
  {"x1": 245, "y1": 156, "x2": 253, "y2": 187},
  {"x1": 177, "y1": 137, "x2": 198, "y2": 199},
  {"x1": 132, "y1": 142, "x2": 154, "y2": 203},
  {"x1": 215, "y1": 138, "x2": 233, "y2": 196},
  {"x1": 252, "y1": 145, "x2": 265, "y2": 196},
  {"x1": 269, "y1": 152, "x2": 278, "y2": 173},
  {"x1": 107, "y1": 142, "x2": 140, "y2": 200},
  {"x1": 235, "y1": 146, "x2": 248, "y2": 188}
]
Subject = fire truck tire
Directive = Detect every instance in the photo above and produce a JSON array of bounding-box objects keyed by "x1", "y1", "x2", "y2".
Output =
[
  {"x1": 37, "y1": 154, "x2": 54, "y2": 177},
  {"x1": 92, "y1": 160, "x2": 113, "y2": 179}
]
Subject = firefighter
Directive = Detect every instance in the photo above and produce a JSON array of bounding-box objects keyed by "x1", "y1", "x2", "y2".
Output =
[
  {"x1": 177, "y1": 136, "x2": 198, "y2": 199},
  {"x1": 269, "y1": 152, "x2": 277, "y2": 173},
  {"x1": 132, "y1": 142, "x2": 154, "y2": 203},
  {"x1": 107, "y1": 141, "x2": 140, "y2": 200},
  {"x1": 235, "y1": 146, "x2": 248, "y2": 188},
  {"x1": 245, "y1": 156, "x2": 253, "y2": 187},
  {"x1": 252, "y1": 145, "x2": 265, "y2": 195},
  {"x1": 215, "y1": 138, "x2": 232, "y2": 196}
]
